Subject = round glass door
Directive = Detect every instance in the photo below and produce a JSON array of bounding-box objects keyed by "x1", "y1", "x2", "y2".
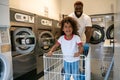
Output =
[
  {"x1": 90, "y1": 25, "x2": 105, "y2": 44},
  {"x1": 14, "y1": 28, "x2": 36, "y2": 54},
  {"x1": 0, "y1": 54, "x2": 10, "y2": 80},
  {"x1": 106, "y1": 24, "x2": 114, "y2": 39},
  {"x1": 39, "y1": 31, "x2": 54, "y2": 52},
  {"x1": 0, "y1": 58, "x2": 4, "y2": 79}
]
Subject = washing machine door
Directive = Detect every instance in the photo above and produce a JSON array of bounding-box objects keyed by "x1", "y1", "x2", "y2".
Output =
[
  {"x1": 14, "y1": 28, "x2": 36, "y2": 54},
  {"x1": 106, "y1": 24, "x2": 114, "y2": 39},
  {"x1": 0, "y1": 54, "x2": 10, "y2": 80},
  {"x1": 90, "y1": 25, "x2": 105, "y2": 44},
  {"x1": 39, "y1": 31, "x2": 54, "y2": 53}
]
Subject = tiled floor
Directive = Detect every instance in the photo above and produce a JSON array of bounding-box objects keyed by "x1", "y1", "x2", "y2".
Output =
[
  {"x1": 38, "y1": 76, "x2": 44, "y2": 80},
  {"x1": 38, "y1": 76, "x2": 75, "y2": 80}
]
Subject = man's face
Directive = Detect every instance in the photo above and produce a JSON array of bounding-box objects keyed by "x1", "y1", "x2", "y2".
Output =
[{"x1": 74, "y1": 5, "x2": 83, "y2": 16}]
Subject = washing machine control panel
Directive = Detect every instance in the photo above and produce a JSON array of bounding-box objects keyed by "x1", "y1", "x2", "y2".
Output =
[
  {"x1": 91, "y1": 17, "x2": 103, "y2": 22},
  {"x1": 10, "y1": 9, "x2": 35, "y2": 24}
]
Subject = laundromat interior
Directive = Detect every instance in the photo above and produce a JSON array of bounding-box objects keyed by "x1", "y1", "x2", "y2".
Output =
[{"x1": 0, "y1": 0, "x2": 120, "y2": 80}]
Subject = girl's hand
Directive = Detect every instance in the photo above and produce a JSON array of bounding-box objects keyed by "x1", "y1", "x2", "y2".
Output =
[
  {"x1": 47, "y1": 51, "x2": 53, "y2": 57},
  {"x1": 74, "y1": 52, "x2": 80, "y2": 57}
]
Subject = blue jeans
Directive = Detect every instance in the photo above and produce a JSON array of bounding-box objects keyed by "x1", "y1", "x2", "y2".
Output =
[
  {"x1": 83, "y1": 43, "x2": 89, "y2": 69},
  {"x1": 64, "y1": 60, "x2": 80, "y2": 80}
]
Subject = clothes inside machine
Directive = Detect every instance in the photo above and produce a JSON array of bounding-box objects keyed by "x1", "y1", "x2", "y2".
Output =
[
  {"x1": 10, "y1": 8, "x2": 37, "y2": 80},
  {"x1": 35, "y1": 15, "x2": 55, "y2": 79}
]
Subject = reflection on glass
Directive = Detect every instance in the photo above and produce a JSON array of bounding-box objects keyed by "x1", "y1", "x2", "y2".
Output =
[{"x1": 93, "y1": 30, "x2": 102, "y2": 40}]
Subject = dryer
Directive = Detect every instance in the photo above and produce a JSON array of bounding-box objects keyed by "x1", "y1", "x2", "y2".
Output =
[
  {"x1": 10, "y1": 8, "x2": 37, "y2": 80},
  {"x1": 0, "y1": 27, "x2": 13, "y2": 80},
  {"x1": 35, "y1": 15, "x2": 55, "y2": 79}
]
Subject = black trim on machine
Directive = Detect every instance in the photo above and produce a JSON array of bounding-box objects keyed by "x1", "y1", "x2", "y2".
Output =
[{"x1": 106, "y1": 24, "x2": 114, "y2": 39}]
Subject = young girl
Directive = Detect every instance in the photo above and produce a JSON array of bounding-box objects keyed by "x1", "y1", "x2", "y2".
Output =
[{"x1": 47, "y1": 17, "x2": 83, "y2": 80}]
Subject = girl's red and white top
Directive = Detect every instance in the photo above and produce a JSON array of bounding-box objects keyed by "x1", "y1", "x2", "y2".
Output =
[{"x1": 57, "y1": 34, "x2": 82, "y2": 62}]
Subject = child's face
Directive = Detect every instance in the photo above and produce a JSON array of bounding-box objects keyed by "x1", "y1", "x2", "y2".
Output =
[{"x1": 63, "y1": 22, "x2": 73, "y2": 36}]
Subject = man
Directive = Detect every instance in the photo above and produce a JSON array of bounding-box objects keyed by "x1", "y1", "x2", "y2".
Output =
[
  {"x1": 69, "y1": 1, "x2": 92, "y2": 43},
  {"x1": 69, "y1": 1, "x2": 93, "y2": 70}
]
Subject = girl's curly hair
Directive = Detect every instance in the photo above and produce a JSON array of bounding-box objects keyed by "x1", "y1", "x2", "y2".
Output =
[{"x1": 60, "y1": 17, "x2": 79, "y2": 36}]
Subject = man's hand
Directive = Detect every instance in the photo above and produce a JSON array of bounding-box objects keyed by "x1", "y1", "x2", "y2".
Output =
[{"x1": 85, "y1": 27, "x2": 93, "y2": 43}]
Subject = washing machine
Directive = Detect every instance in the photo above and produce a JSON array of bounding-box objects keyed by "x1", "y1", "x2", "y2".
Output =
[
  {"x1": 104, "y1": 14, "x2": 114, "y2": 46},
  {"x1": 35, "y1": 15, "x2": 55, "y2": 79},
  {"x1": 90, "y1": 15, "x2": 105, "y2": 60},
  {"x1": 104, "y1": 13, "x2": 114, "y2": 55},
  {"x1": 103, "y1": 14, "x2": 114, "y2": 79},
  {"x1": 90, "y1": 15, "x2": 106, "y2": 80},
  {"x1": 10, "y1": 8, "x2": 37, "y2": 80},
  {"x1": 0, "y1": 27, "x2": 13, "y2": 80}
]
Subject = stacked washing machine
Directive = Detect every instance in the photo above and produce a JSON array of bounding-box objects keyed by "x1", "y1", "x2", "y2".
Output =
[
  {"x1": 35, "y1": 15, "x2": 55, "y2": 79},
  {"x1": 10, "y1": 8, "x2": 37, "y2": 80},
  {"x1": 90, "y1": 13, "x2": 114, "y2": 80}
]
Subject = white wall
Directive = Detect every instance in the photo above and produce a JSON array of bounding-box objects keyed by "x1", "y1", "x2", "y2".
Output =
[
  {"x1": 9, "y1": 0, "x2": 117, "y2": 20},
  {"x1": 61, "y1": 0, "x2": 116, "y2": 15},
  {"x1": 0, "y1": 0, "x2": 10, "y2": 25},
  {"x1": 9, "y1": 0, "x2": 61, "y2": 20}
]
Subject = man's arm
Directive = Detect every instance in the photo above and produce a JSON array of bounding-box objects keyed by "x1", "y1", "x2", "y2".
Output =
[{"x1": 85, "y1": 26, "x2": 93, "y2": 43}]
